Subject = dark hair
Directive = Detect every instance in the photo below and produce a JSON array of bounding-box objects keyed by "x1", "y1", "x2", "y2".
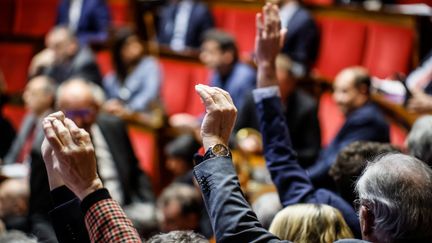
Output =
[
  {"x1": 146, "y1": 231, "x2": 208, "y2": 243},
  {"x1": 352, "y1": 68, "x2": 371, "y2": 95},
  {"x1": 329, "y1": 141, "x2": 400, "y2": 206},
  {"x1": 202, "y1": 29, "x2": 239, "y2": 63},
  {"x1": 157, "y1": 183, "x2": 202, "y2": 216},
  {"x1": 111, "y1": 28, "x2": 141, "y2": 81},
  {"x1": 165, "y1": 134, "x2": 201, "y2": 167}
]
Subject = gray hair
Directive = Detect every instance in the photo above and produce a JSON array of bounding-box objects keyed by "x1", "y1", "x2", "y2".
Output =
[
  {"x1": 356, "y1": 153, "x2": 432, "y2": 243},
  {"x1": 0, "y1": 230, "x2": 37, "y2": 243},
  {"x1": 407, "y1": 115, "x2": 432, "y2": 166}
]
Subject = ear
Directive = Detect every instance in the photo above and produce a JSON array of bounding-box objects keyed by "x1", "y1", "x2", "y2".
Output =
[{"x1": 360, "y1": 205, "x2": 375, "y2": 238}]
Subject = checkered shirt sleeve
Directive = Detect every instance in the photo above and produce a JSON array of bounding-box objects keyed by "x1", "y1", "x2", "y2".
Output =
[{"x1": 84, "y1": 198, "x2": 142, "y2": 243}]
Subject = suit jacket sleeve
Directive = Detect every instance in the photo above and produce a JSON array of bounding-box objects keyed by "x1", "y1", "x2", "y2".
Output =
[
  {"x1": 82, "y1": 189, "x2": 141, "y2": 243},
  {"x1": 194, "y1": 157, "x2": 290, "y2": 243},
  {"x1": 77, "y1": 0, "x2": 110, "y2": 44},
  {"x1": 255, "y1": 95, "x2": 315, "y2": 206}
]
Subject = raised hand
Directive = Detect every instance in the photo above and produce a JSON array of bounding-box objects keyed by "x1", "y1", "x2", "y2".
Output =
[
  {"x1": 195, "y1": 85, "x2": 237, "y2": 151},
  {"x1": 255, "y1": 3, "x2": 281, "y2": 88},
  {"x1": 42, "y1": 111, "x2": 103, "y2": 200}
]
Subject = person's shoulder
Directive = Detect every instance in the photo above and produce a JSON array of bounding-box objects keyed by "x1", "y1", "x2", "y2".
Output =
[{"x1": 350, "y1": 103, "x2": 387, "y2": 125}]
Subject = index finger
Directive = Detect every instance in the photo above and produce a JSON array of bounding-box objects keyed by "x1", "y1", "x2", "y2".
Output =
[
  {"x1": 42, "y1": 119, "x2": 63, "y2": 152},
  {"x1": 46, "y1": 111, "x2": 65, "y2": 122},
  {"x1": 195, "y1": 84, "x2": 216, "y2": 110}
]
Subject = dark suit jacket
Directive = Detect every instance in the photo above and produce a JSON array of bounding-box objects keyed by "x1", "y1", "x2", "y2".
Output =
[
  {"x1": 281, "y1": 6, "x2": 319, "y2": 73},
  {"x1": 0, "y1": 112, "x2": 16, "y2": 160},
  {"x1": 235, "y1": 89, "x2": 321, "y2": 167},
  {"x1": 157, "y1": 0, "x2": 214, "y2": 49},
  {"x1": 307, "y1": 102, "x2": 390, "y2": 189},
  {"x1": 57, "y1": 0, "x2": 110, "y2": 45},
  {"x1": 44, "y1": 46, "x2": 102, "y2": 86}
]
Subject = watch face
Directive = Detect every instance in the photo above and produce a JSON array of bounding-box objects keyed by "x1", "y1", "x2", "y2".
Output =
[{"x1": 213, "y1": 144, "x2": 229, "y2": 156}]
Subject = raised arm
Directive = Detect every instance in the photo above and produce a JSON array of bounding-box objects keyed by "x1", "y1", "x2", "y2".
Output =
[
  {"x1": 253, "y1": 2, "x2": 314, "y2": 206},
  {"x1": 41, "y1": 112, "x2": 141, "y2": 243},
  {"x1": 194, "y1": 84, "x2": 287, "y2": 243}
]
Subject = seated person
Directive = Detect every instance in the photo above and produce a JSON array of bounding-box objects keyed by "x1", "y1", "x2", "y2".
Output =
[
  {"x1": 165, "y1": 134, "x2": 201, "y2": 185},
  {"x1": 29, "y1": 26, "x2": 102, "y2": 86},
  {"x1": 170, "y1": 29, "x2": 256, "y2": 129},
  {"x1": 147, "y1": 231, "x2": 208, "y2": 242},
  {"x1": 158, "y1": 0, "x2": 214, "y2": 51},
  {"x1": 0, "y1": 71, "x2": 15, "y2": 160},
  {"x1": 307, "y1": 67, "x2": 390, "y2": 189},
  {"x1": 276, "y1": 0, "x2": 320, "y2": 77},
  {"x1": 0, "y1": 179, "x2": 29, "y2": 232},
  {"x1": 236, "y1": 54, "x2": 320, "y2": 167},
  {"x1": 157, "y1": 183, "x2": 212, "y2": 239},
  {"x1": 4, "y1": 76, "x2": 55, "y2": 165},
  {"x1": 56, "y1": 0, "x2": 111, "y2": 45},
  {"x1": 103, "y1": 28, "x2": 162, "y2": 120},
  {"x1": 406, "y1": 115, "x2": 432, "y2": 166},
  {"x1": 269, "y1": 204, "x2": 353, "y2": 242},
  {"x1": 329, "y1": 141, "x2": 400, "y2": 207}
]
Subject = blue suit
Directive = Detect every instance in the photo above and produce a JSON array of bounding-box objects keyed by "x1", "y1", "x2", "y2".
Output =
[
  {"x1": 210, "y1": 62, "x2": 257, "y2": 110},
  {"x1": 193, "y1": 91, "x2": 363, "y2": 242},
  {"x1": 307, "y1": 102, "x2": 390, "y2": 189},
  {"x1": 157, "y1": 0, "x2": 214, "y2": 49},
  {"x1": 57, "y1": 0, "x2": 110, "y2": 45}
]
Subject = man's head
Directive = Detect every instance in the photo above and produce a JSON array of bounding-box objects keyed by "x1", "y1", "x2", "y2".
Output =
[
  {"x1": 165, "y1": 134, "x2": 201, "y2": 177},
  {"x1": 23, "y1": 76, "x2": 56, "y2": 116},
  {"x1": 329, "y1": 141, "x2": 400, "y2": 206},
  {"x1": 333, "y1": 67, "x2": 371, "y2": 115},
  {"x1": 45, "y1": 26, "x2": 79, "y2": 64},
  {"x1": 56, "y1": 78, "x2": 104, "y2": 130},
  {"x1": 200, "y1": 30, "x2": 238, "y2": 73},
  {"x1": 0, "y1": 179, "x2": 29, "y2": 220},
  {"x1": 356, "y1": 153, "x2": 432, "y2": 242},
  {"x1": 406, "y1": 115, "x2": 432, "y2": 166},
  {"x1": 157, "y1": 183, "x2": 202, "y2": 233},
  {"x1": 275, "y1": 54, "x2": 297, "y2": 100}
]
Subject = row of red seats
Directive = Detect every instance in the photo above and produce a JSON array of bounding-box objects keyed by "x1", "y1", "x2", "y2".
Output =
[
  {"x1": 212, "y1": 6, "x2": 414, "y2": 80},
  {"x1": 0, "y1": 0, "x2": 129, "y2": 37}
]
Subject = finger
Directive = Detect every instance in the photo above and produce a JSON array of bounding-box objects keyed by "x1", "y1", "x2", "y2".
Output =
[
  {"x1": 52, "y1": 119, "x2": 75, "y2": 148},
  {"x1": 42, "y1": 119, "x2": 63, "y2": 152},
  {"x1": 213, "y1": 87, "x2": 235, "y2": 107},
  {"x1": 195, "y1": 85, "x2": 216, "y2": 110},
  {"x1": 256, "y1": 13, "x2": 264, "y2": 39},
  {"x1": 46, "y1": 111, "x2": 65, "y2": 121}
]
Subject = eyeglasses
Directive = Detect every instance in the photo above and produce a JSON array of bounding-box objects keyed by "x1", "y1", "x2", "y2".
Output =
[{"x1": 63, "y1": 108, "x2": 94, "y2": 119}]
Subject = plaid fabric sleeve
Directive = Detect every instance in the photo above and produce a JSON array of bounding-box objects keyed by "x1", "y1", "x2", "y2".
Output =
[{"x1": 83, "y1": 189, "x2": 142, "y2": 243}]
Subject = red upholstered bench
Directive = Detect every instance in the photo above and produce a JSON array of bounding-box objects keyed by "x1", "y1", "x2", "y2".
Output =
[{"x1": 13, "y1": 0, "x2": 59, "y2": 37}]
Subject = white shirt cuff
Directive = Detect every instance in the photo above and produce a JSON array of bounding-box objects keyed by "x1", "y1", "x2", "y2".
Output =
[{"x1": 252, "y1": 86, "x2": 281, "y2": 103}]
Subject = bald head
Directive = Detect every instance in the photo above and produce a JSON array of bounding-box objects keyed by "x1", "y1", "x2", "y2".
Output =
[
  {"x1": 356, "y1": 153, "x2": 432, "y2": 242},
  {"x1": 23, "y1": 76, "x2": 55, "y2": 116},
  {"x1": 46, "y1": 26, "x2": 78, "y2": 64},
  {"x1": 333, "y1": 67, "x2": 370, "y2": 115},
  {"x1": 57, "y1": 78, "x2": 100, "y2": 130}
]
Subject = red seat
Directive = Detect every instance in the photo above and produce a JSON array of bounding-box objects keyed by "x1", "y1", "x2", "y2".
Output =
[
  {"x1": 96, "y1": 51, "x2": 114, "y2": 77},
  {"x1": 303, "y1": 0, "x2": 334, "y2": 6},
  {"x1": 160, "y1": 59, "x2": 194, "y2": 116},
  {"x1": 362, "y1": 23, "x2": 414, "y2": 78},
  {"x1": 127, "y1": 126, "x2": 159, "y2": 192},
  {"x1": 397, "y1": 0, "x2": 432, "y2": 6},
  {"x1": 0, "y1": 0, "x2": 15, "y2": 34},
  {"x1": 108, "y1": 0, "x2": 130, "y2": 27},
  {"x1": 212, "y1": 6, "x2": 258, "y2": 58},
  {"x1": 2, "y1": 105, "x2": 27, "y2": 131},
  {"x1": 0, "y1": 43, "x2": 34, "y2": 94},
  {"x1": 13, "y1": 0, "x2": 59, "y2": 37},
  {"x1": 314, "y1": 18, "x2": 367, "y2": 80},
  {"x1": 318, "y1": 92, "x2": 345, "y2": 146},
  {"x1": 389, "y1": 123, "x2": 407, "y2": 148}
]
